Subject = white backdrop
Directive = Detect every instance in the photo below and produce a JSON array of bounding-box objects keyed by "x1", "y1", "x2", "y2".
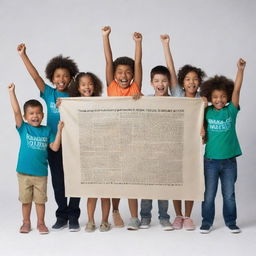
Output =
[{"x1": 0, "y1": 1, "x2": 255, "y2": 255}]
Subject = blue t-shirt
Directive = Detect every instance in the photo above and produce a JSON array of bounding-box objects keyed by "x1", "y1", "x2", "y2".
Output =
[
  {"x1": 170, "y1": 85, "x2": 200, "y2": 98},
  {"x1": 16, "y1": 121, "x2": 55, "y2": 176},
  {"x1": 40, "y1": 84, "x2": 69, "y2": 135}
]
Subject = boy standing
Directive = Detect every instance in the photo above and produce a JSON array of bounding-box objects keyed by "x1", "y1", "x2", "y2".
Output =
[
  {"x1": 8, "y1": 83, "x2": 63, "y2": 234},
  {"x1": 139, "y1": 65, "x2": 174, "y2": 230},
  {"x1": 102, "y1": 26, "x2": 142, "y2": 229}
]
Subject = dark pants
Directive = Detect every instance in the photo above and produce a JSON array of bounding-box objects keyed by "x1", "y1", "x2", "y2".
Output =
[{"x1": 48, "y1": 147, "x2": 80, "y2": 221}]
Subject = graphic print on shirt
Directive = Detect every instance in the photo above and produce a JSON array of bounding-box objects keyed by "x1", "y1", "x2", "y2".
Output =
[
  {"x1": 50, "y1": 102, "x2": 59, "y2": 114},
  {"x1": 26, "y1": 134, "x2": 48, "y2": 150},
  {"x1": 208, "y1": 117, "x2": 231, "y2": 132}
]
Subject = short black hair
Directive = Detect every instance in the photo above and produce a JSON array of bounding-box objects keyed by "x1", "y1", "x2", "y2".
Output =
[
  {"x1": 23, "y1": 99, "x2": 43, "y2": 114},
  {"x1": 150, "y1": 65, "x2": 171, "y2": 81},
  {"x1": 177, "y1": 65, "x2": 205, "y2": 87},
  {"x1": 45, "y1": 55, "x2": 79, "y2": 82},
  {"x1": 113, "y1": 56, "x2": 134, "y2": 73},
  {"x1": 68, "y1": 72, "x2": 103, "y2": 97},
  {"x1": 200, "y1": 75, "x2": 234, "y2": 102}
]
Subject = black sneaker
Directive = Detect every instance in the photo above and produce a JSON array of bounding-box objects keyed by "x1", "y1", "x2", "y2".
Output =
[
  {"x1": 227, "y1": 224, "x2": 241, "y2": 233},
  {"x1": 200, "y1": 224, "x2": 212, "y2": 234},
  {"x1": 69, "y1": 219, "x2": 80, "y2": 232},
  {"x1": 52, "y1": 218, "x2": 68, "y2": 230}
]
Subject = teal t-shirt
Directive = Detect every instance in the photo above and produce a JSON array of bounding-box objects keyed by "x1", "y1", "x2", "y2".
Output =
[
  {"x1": 16, "y1": 121, "x2": 55, "y2": 176},
  {"x1": 40, "y1": 84, "x2": 68, "y2": 135},
  {"x1": 205, "y1": 102, "x2": 242, "y2": 159}
]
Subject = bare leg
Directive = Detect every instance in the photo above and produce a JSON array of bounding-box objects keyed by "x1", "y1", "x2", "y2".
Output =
[
  {"x1": 128, "y1": 199, "x2": 138, "y2": 218},
  {"x1": 172, "y1": 200, "x2": 184, "y2": 229},
  {"x1": 101, "y1": 198, "x2": 110, "y2": 223},
  {"x1": 112, "y1": 198, "x2": 120, "y2": 211},
  {"x1": 22, "y1": 203, "x2": 32, "y2": 224},
  {"x1": 185, "y1": 200, "x2": 194, "y2": 217},
  {"x1": 35, "y1": 203, "x2": 49, "y2": 233},
  {"x1": 173, "y1": 200, "x2": 183, "y2": 216},
  {"x1": 35, "y1": 203, "x2": 46, "y2": 225},
  {"x1": 112, "y1": 198, "x2": 124, "y2": 227},
  {"x1": 87, "y1": 198, "x2": 97, "y2": 223},
  {"x1": 20, "y1": 203, "x2": 32, "y2": 233}
]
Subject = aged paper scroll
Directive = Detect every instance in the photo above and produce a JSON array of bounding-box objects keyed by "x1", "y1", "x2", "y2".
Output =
[{"x1": 60, "y1": 96, "x2": 205, "y2": 200}]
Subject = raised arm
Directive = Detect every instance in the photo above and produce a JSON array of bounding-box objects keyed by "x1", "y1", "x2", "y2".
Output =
[
  {"x1": 8, "y1": 83, "x2": 23, "y2": 128},
  {"x1": 17, "y1": 43, "x2": 45, "y2": 93},
  {"x1": 49, "y1": 121, "x2": 64, "y2": 152},
  {"x1": 232, "y1": 58, "x2": 246, "y2": 108},
  {"x1": 133, "y1": 32, "x2": 143, "y2": 90},
  {"x1": 102, "y1": 26, "x2": 114, "y2": 86},
  {"x1": 160, "y1": 34, "x2": 178, "y2": 88}
]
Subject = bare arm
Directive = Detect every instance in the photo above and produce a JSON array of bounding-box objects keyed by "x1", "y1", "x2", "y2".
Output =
[
  {"x1": 133, "y1": 32, "x2": 143, "y2": 89},
  {"x1": 102, "y1": 26, "x2": 114, "y2": 86},
  {"x1": 232, "y1": 58, "x2": 246, "y2": 108},
  {"x1": 200, "y1": 96, "x2": 208, "y2": 144},
  {"x1": 49, "y1": 121, "x2": 64, "y2": 151},
  {"x1": 160, "y1": 34, "x2": 178, "y2": 89},
  {"x1": 17, "y1": 43, "x2": 45, "y2": 93},
  {"x1": 8, "y1": 83, "x2": 23, "y2": 128}
]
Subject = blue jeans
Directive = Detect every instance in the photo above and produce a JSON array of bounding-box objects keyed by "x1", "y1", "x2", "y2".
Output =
[
  {"x1": 201, "y1": 157, "x2": 237, "y2": 227},
  {"x1": 140, "y1": 199, "x2": 170, "y2": 220}
]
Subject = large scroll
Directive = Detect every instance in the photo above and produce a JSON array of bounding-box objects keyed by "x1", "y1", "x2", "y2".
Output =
[{"x1": 60, "y1": 96, "x2": 205, "y2": 200}]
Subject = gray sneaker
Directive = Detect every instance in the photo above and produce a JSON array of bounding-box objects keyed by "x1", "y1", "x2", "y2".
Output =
[
  {"x1": 99, "y1": 222, "x2": 111, "y2": 232},
  {"x1": 160, "y1": 219, "x2": 174, "y2": 231},
  {"x1": 85, "y1": 221, "x2": 96, "y2": 232},
  {"x1": 127, "y1": 217, "x2": 140, "y2": 230},
  {"x1": 140, "y1": 218, "x2": 151, "y2": 229}
]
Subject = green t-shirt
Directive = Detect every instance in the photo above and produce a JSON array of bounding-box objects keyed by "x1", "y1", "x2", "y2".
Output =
[{"x1": 205, "y1": 102, "x2": 242, "y2": 159}]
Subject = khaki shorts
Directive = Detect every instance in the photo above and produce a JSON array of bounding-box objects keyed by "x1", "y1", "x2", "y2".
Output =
[{"x1": 17, "y1": 173, "x2": 47, "y2": 204}]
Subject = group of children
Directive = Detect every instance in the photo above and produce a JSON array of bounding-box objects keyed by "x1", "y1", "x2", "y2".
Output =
[{"x1": 9, "y1": 26, "x2": 246, "y2": 234}]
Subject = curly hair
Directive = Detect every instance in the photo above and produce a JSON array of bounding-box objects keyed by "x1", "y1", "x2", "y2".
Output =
[
  {"x1": 113, "y1": 56, "x2": 134, "y2": 73},
  {"x1": 68, "y1": 72, "x2": 103, "y2": 97},
  {"x1": 200, "y1": 75, "x2": 234, "y2": 102},
  {"x1": 23, "y1": 99, "x2": 43, "y2": 114},
  {"x1": 45, "y1": 55, "x2": 79, "y2": 82},
  {"x1": 150, "y1": 65, "x2": 171, "y2": 81},
  {"x1": 177, "y1": 65, "x2": 206, "y2": 87}
]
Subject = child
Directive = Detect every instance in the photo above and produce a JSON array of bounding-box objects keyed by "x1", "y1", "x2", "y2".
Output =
[
  {"x1": 102, "y1": 26, "x2": 142, "y2": 229},
  {"x1": 139, "y1": 65, "x2": 174, "y2": 231},
  {"x1": 68, "y1": 72, "x2": 111, "y2": 232},
  {"x1": 17, "y1": 43, "x2": 81, "y2": 231},
  {"x1": 8, "y1": 83, "x2": 63, "y2": 234},
  {"x1": 199, "y1": 59, "x2": 246, "y2": 234},
  {"x1": 161, "y1": 34, "x2": 206, "y2": 230}
]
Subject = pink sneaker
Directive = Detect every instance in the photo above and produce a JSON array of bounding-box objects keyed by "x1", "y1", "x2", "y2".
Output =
[
  {"x1": 183, "y1": 217, "x2": 196, "y2": 231},
  {"x1": 172, "y1": 216, "x2": 183, "y2": 229}
]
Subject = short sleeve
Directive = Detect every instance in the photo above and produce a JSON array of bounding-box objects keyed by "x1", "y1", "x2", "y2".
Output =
[
  {"x1": 170, "y1": 85, "x2": 184, "y2": 97},
  {"x1": 40, "y1": 84, "x2": 52, "y2": 100},
  {"x1": 228, "y1": 102, "x2": 240, "y2": 117}
]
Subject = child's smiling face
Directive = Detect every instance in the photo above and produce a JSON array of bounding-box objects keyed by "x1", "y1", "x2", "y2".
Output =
[
  {"x1": 183, "y1": 71, "x2": 199, "y2": 97},
  {"x1": 78, "y1": 75, "x2": 94, "y2": 97},
  {"x1": 114, "y1": 65, "x2": 134, "y2": 88},
  {"x1": 211, "y1": 89, "x2": 228, "y2": 110},
  {"x1": 24, "y1": 106, "x2": 44, "y2": 127},
  {"x1": 151, "y1": 74, "x2": 169, "y2": 96},
  {"x1": 52, "y1": 68, "x2": 71, "y2": 92}
]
